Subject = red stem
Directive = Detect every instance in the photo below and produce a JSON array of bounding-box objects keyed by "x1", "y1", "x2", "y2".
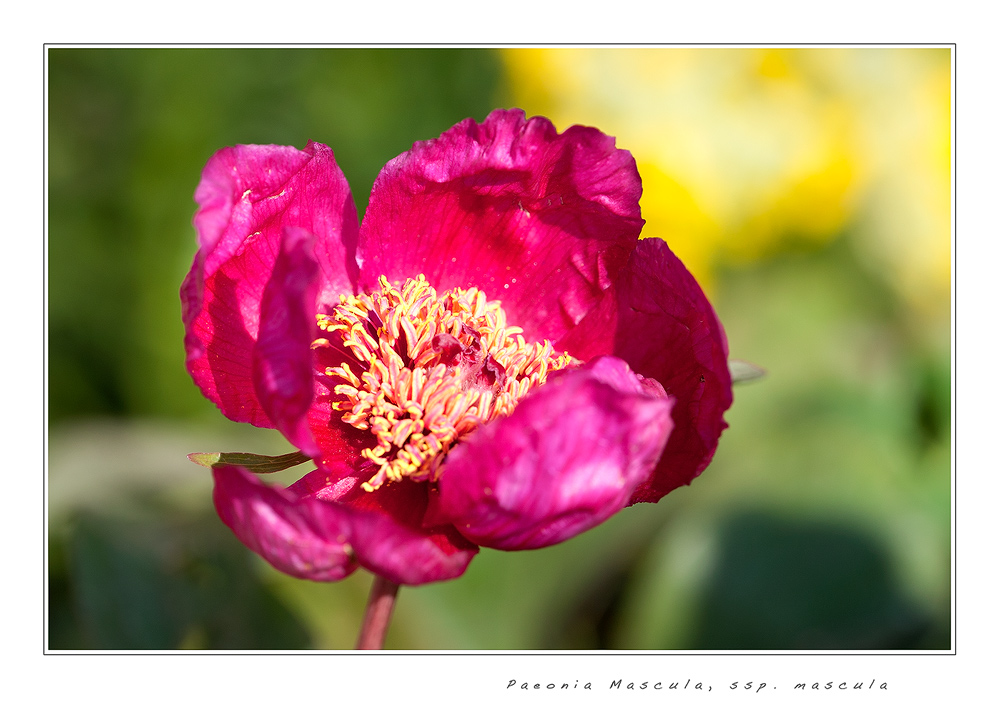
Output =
[{"x1": 355, "y1": 575, "x2": 401, "y2": 650}]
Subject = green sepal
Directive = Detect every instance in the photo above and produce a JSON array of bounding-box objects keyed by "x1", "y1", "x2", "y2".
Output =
[
  {"x1": 729, "y1": 359, "x2": 766, "y2": 385},
  {"x1": 186, "y1": 450, "x2": 312, "y2": 474}
]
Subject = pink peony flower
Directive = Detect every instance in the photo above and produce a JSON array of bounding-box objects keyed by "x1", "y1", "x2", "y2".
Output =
[{"x1": 181, "y1": 109, "x2": 732, "y2": 586}]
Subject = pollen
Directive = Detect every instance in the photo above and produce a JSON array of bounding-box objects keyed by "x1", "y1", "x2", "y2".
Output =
[{"x1": 317, "y1": 275, "x2": 577, "y2": 492}]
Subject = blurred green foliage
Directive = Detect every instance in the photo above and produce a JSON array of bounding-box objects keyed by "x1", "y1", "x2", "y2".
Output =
[
  {"x1": 49, "y1": 503, "x2": 312, "y2": 649},
  {"x1": 47, "y1": 48, "x2": 950, "y2": 650}
]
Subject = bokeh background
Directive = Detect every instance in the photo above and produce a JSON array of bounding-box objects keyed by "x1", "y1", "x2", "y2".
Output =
[{"x1": 47, "y1": 47, "x2": 951, "y2": 650}]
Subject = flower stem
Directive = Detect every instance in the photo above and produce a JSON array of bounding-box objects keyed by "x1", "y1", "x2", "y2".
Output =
[{"x1": 355, "y1": 575, "x2": 400, "y2": 650}]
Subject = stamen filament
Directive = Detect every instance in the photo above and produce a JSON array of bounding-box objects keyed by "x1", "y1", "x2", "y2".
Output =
[{"x1": 318, "y1": 275, "x2": 576, "y2": 489}]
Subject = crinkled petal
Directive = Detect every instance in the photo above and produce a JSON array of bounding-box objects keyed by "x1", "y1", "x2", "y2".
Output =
[
  {"x1": 560, "y1": 237, "x2": 732, "y2": 503},
  {"x1": 181, "y1": 142, "x2": 359, "y2": 426},
  {"x1": 358, "y1": 108, "x2": 643, "y2": 342},
  {"x1": 213, "y1": 465, "x2": 357, "y2": 582},
  {"x1": 289, "y1": 467, "x2": 479, "y2": 585},
  {"x1": 429, "y1": 356, "x2": 674, "y2": 550},
  {"x1": 341, "y1": 479, "x2": 479, "y2": 585},
  {"x1": 252, "y1": 228, "x2": 321, "y2": 456}
]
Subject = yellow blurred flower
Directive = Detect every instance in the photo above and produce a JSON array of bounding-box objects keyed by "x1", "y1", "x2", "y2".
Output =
[{"x1": 503, "y1": 48, "x2": 951, "y2": 316}]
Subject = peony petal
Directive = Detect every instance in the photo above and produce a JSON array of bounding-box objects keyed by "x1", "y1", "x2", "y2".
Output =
[
  {"x1": 288, "y1": 465, "x2": 479, "y2": 585},
  {"x1": 429, "y1": 356, "x2": 674, "y2": 550},
  {"x1": 252, "y1": 228, "x2": 321, "y2": 457},
  {"x1": 341, "y1": 480, "x2": 479, "y2": 586},
  {"x1": 212, "y1": 465, "x2": 357, "y2": 582},
  {"x1": 181, "y1": 142, "x2": 359, "y2": 426},
  {"x1": 560, "y1": 238, "x2": 732, "y2": 503},
  {"x1": 357, "y1": 108, "x2": 643, "y2": 343}
]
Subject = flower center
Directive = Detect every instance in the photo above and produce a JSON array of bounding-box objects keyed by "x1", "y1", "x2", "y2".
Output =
[{"x1": 315, "y1": 275, "x2": 577, "y2": 492}]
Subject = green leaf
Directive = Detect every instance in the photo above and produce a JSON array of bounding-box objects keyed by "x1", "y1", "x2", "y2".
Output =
[
  {"x1": 186, "y1": 450, "x2": 311, "y2": 474},
  {"x1": 729, "y1": 359, "x2": 766, "y2": 385}
]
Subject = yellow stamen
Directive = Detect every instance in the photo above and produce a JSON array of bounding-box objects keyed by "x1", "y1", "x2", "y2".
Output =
[{"x1": 317, "y1": 274, "x2": 577, "y2": 491}]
